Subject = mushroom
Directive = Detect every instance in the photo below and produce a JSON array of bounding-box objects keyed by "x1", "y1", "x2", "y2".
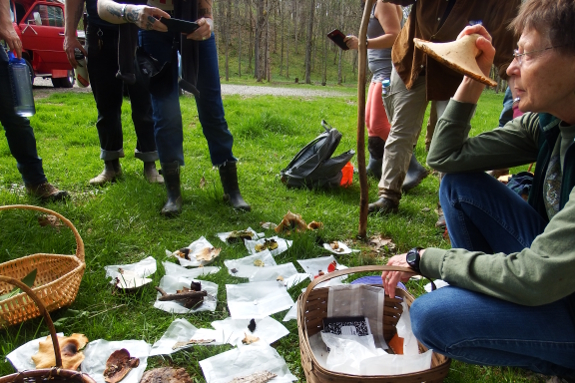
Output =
[
  {"x1": 103, "y1": 348, "x2": 140, "y2": 383},
  {"x1": 32, "y1": 333, "x2": 88, "y2": 370}
]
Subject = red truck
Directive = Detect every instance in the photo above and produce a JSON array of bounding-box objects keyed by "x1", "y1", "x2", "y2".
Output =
[{"x1": 8, "y1": 0, "x2": 82, "y2": 87}]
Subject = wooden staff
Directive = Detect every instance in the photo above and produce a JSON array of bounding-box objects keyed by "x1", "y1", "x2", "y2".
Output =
[{"x1": 357, "y1": 0, "x2": 376, "y2": 238}]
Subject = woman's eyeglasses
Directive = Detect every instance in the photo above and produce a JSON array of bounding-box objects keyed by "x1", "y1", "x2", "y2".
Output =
[{"x1": 513, "y1": 46, "x2": 563, "y2": 66}]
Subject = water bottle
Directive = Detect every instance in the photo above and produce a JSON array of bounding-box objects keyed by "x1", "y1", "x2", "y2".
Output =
[
  {"x1": 381, "y1": 78, "x2": 391, "y2": 97},
  {"x1": 8, "y1": 52, "x2": 35, "y2": 117},
  {"x1": 74, "y1": 49, "x2": 90, "y2": 88}
]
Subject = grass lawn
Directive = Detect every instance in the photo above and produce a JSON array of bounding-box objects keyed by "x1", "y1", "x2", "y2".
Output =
[{"x1": 0, "y1": 87, "x2": 543, "y2": 382}]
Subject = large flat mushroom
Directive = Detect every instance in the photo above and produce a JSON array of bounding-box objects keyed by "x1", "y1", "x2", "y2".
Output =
[
  {"x1": 103, "y1": 348, "x2": 140, "y2": 383},
  {"x1": 32, "y1": 333, "x2": 89, "y2": 370}
]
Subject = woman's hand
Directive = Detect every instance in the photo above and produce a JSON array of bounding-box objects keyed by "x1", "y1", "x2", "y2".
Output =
[
  {"x1": 125, "y1": 5, "x2": 170, "y2": 31},
  {"x1": 457, "y1": 24, "x2": 496, "y2": 78},
  {"x1": 186, "y1": 17, "x2": 213, "y2": 40},
  {"x1": 344, "y1": 35, "x2": 358, "y2": 50},
  {"x1": 381, "y1": 253, "x2": 416, "y2": 298},
  {"x1": 453, "y1": 24, "x2": 496, "y2": 104}
]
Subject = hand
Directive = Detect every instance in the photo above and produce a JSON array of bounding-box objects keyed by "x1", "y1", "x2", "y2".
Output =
[
  {"x1": 186, "y1": 17, "x2": 212, "y2": 40},
  {"x1": 126, "y1": 5, "x2": 169, "y2": 32},
  {"x1": 64, "y1": 36, "x2": 86, "y2": 68},
  {"x1": 457, "y1": 24, "x2": 495, "y2": 78},
  {"x1": 344, "y1": 35, "x2": 358, "y2": 50},
  {"x1": 0, "y1": 23, "x2": 23, "y2": 59},
  {"x1": 381, "y1": 253, "x2": 416, "y2": 298}
]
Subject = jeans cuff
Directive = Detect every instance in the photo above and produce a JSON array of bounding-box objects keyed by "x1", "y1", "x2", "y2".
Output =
[
  {"x1": 135, "y1": 149, "x2": 159, "y2": 162},
  {"x1": 100, "y1": 148, "x2": 125, "y2": 161}
]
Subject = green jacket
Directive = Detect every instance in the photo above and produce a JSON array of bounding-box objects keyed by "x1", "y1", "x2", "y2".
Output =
[{"x1": 422, "y1": 99, "x2": 575, "y2": 307}]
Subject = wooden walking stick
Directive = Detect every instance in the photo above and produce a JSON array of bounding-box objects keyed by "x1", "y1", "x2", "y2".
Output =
[{"x1": 357, "y1": 0, "x2": 376, "y2": 239}]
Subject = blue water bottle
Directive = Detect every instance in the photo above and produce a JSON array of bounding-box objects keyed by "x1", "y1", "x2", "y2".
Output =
[{"x1": 8, "y1": 52, "x2": 36, "y2": 117}]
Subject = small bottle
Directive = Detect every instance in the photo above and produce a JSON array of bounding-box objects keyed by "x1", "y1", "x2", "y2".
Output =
[
  {"x1": 8, "y1": 52, "x2": 35, "y2": 117},
  {"x1": 381, "y1": 78, "x2": 391, "y2": 97},
  {"x1": 74, "y1": 49, "x2": 90, "y2": 88}
]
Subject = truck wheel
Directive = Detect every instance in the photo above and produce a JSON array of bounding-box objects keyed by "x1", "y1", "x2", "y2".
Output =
[
  {"x1": 24, "y1": 59, "x2": 34, "y2": 85},
  {"x1": 52, "y1": 70, "x2": 75, "y2": 88}
]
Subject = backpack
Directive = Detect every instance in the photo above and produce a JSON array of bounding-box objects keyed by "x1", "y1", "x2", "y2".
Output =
[{"x1": 280, "y1": 120, "x2": 355, "y2": 189}]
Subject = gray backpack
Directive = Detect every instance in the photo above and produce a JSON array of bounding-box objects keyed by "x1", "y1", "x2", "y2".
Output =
[{"x1": 280, "y1": 120, "x2": 355, "y2": 189}]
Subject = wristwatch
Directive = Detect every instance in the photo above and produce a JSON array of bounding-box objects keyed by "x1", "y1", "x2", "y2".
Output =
[{"x1": 406, "y1": 247, "x2": 423, "y2": 273}]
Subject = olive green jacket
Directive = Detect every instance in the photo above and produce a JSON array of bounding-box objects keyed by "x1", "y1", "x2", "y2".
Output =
[{"x1": 422, "y1": 99, "x2": 575, "y2": 306}]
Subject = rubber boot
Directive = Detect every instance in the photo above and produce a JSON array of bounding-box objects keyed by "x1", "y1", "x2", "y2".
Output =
[
  {"x1": 218, "y1": 162, "x2": 251, "y2": 211},
  {"x1": 90, "y1": 159, "x2": 122, "y2": 185},
  {"x1": 402, "y1": 153, "x2": 428, "y2": 192},
  {"x1": 160, "y1": 161, "x2": 182, "y2": 217},
  {"x1": 144, "y1": 161, "x2": 164, "y2": 183},
  {"x1": 366, "y1": 136, "x2": 384, "y2": 179}
]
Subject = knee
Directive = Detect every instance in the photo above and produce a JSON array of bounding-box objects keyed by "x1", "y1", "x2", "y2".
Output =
[{"x1": 410, "y1": 292, "x2": 456, "y2": 352}]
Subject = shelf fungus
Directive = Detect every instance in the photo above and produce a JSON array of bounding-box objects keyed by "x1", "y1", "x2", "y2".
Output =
[
  {"x1": 227, "y1": 230, "x2": 254, "y2": 243},
  {"x1": 140, "y1": 367, "x2": 193, "y2": 383},
  {"x1": 195, "y1": 247, "x2": 221, "y2": 263},
  {"x1": 172, "y1": 339, "x2": 215, "y2": 349},
  {"x1": 274, "y1": 211, "x2": 308, "y2": 234},
  {"x1": 254, "y1": 239, "x2": 278, "y2": 252},
  {"x1": 103, "y1": 348, "x2": 140, "y2": 383},
  {"x1": 228, "y1": 371, "x2": 277, "y2": 383},
  {"x1": 174, "y1": 247, "x2": 191, "y2": 259},
  {"x1": 155, "y1": 281, "x2": 207, "y2": 309},
  {"x1": 32, "y1": 333, "x2": 88, "y2": 370}
]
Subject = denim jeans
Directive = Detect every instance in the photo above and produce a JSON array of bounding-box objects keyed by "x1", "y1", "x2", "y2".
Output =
[
  {"x1": 138, "y1": 30, "x2": 235, "y2": 166},
  {"x1": 411, "y1": 173, "x2": 575, "y2": 377},
  {"x1": 0, "y1": 48, "x2": 47, "y2": 186},
  {"x1": 87, "y1": 25, "x2": 158, "y2": 162}
]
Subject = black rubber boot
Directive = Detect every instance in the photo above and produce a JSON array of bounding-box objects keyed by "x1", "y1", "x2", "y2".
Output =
[
  {"x1": 366, "y1": 136, "x2": 384, "y2": 179},
  {"x1": 218, "y1": 161, "x2": 251, "y2": 211},
  {"x1": 160, "y1": 161, "x2": 182, "y2": 217},
  {"x1": 402, "y1": 153, "x2": 428, "y2": 192}
]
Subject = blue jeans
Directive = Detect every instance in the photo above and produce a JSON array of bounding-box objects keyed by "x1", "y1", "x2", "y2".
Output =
[
  {"x1": 411, "y1": 173, "x2": 575, "y2": 377},
  {"x1": 138, "y1": 30, "x2": 235, "y2": 166},
  {"x1": 0, "y1": 48, "x2": 47, "y2": 186},
  {"x1": 87, "y1": 24, "x2": 158, "y2": 162},
  {"x1": 498, "y1": 86, "x2": 514, "y2": 127}
]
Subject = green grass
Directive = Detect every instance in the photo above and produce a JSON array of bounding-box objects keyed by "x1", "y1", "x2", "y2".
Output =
[{"x1": 0, "y1": 88, "x2": 542, "y2": 382}]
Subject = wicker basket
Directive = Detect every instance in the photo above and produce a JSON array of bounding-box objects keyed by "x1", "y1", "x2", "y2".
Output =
[
  {"x1": 0, "y1": 275, "x2": 96, "y2": 383},
  {"x1": 297, "y1": 265, "x2": 451, "y2": 383},
  {"x1": 0, "y1": 205, "x2": 85, "y2": 327}
]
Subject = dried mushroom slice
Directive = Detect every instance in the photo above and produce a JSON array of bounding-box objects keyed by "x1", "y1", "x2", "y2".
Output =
[
  {"x1": 103, "y1": 348, "x2": 140, "y2": 383},
  {"x1": 195, "y1": 247, "x2": 221, "y2": 263},
  {"x1": 241, "y1": 332, "x2": 259, "y2": 345},
  {"x1": 227, "y1": 230, "x2": 254, "y2": 243},
  {"x1": 228, "y1": 371, "x2": 277, "y2": 383},
  {"x1": 32, "y1": 333, "x2": 88, "y2": 370},
  {"x1": 140, "y1": 367, "x2": 193, "y2": 383}
]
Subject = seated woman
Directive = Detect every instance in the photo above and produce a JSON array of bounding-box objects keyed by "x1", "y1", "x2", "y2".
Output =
[{"x1": 381, "y1": 0, "x2": 575, "y2": 378}]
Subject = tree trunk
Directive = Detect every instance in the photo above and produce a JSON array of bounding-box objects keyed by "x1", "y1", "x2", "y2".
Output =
[{"x1": 304, "y1": 0, "x2": 316, "y2": 84}]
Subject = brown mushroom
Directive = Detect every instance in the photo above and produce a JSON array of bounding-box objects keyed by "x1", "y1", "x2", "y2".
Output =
[
  {"x1": 140, "y1": 367, "x2": 193, "y2": 383},
  {"x1": 103, "y1": 348, "x2": 140, "y2": 383}
]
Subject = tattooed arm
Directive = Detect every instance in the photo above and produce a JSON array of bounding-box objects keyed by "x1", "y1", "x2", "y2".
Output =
[
  {"x1": 185, "y1": 0, "x2": 213, "y2": 40},
  {"x1": 96, "y1": 0, "x2": 169, "y2": 31}
]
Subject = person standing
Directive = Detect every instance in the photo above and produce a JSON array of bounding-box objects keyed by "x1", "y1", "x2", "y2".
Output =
[
  {"x1": 97, "y1": 0, "x2": 250, "y2": 216},
  {"x1": 0, "y1": 0, "x2": 68, "y2": 201},
  {"x1": 368, "y1": 0, "x2": 520, "y2": 214},
  {"x1": 64, "y1": 0, "x2": 163, "y2": 186}
]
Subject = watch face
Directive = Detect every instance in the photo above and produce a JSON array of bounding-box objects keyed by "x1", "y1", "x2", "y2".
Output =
[{"x1": 406, "y1": 249, "x2": 417, "y2": 263}]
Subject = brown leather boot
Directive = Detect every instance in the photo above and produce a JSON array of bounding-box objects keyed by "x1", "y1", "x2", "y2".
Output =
[
  {"x1": 90, "y1": 159, "x2": 122, "y2": 185},
  {"x1": 26, "y1": 182, "x2": 69, "y2": 202},
  {"x1": 144, "y1": 162, "x2": 164, "y2": 183}
]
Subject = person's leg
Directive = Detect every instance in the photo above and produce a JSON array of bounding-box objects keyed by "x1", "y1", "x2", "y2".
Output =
[
  {"x1": 365, "y1": 81, "x2": 387, "y2": 179},
  {"x1": 0, "y1": 49, "x2": 67, "y2": 201},
  {"x1": 126, "y1": 61, "x2": 162, "y2": 183},
  {"x1": 87, "y1": 25, "x2": 125, "y2": 185},
  {"x1": 440, "y1": 172, "x2": 547, "y2": 253},
  {"x1": 196, "y1": 34, "x2": 250, "y2": 211},
  {"x1": 370, "y1": 67, "x2": 427, "y2": 213},
  {"x1": 139, "y1": 30, "x2": 183, "y2": 216},
  {"x1": 411, "y1": 286, "x2": 575, "y2": 378}
]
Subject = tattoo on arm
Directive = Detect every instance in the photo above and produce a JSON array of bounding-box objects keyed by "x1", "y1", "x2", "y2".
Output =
[
  {"x1": 126, "y1": 9, "x2": 139, "y2": 23},
  {"x1": 106, "y1": 4, "x2": 122, "y2": 19},
  {"x1": 198, "y1": 0, "x2": 212, "y2": 18}
]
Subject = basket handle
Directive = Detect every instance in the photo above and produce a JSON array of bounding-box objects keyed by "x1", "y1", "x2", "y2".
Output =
[
  {"x1": 0, "y1": 275, "x2": 63, "y2": 368},
  {"x1": 0, "y1": 204, "x2": 85, "y2": 263},
  {"x1": 302, "y1": 264, "x2": 435, "y2": 302}
]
